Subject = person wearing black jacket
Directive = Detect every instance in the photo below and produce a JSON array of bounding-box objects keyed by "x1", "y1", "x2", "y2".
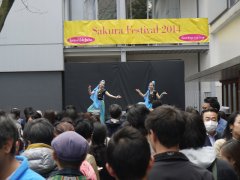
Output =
[{"x1": 145, "y1": 105, "x2": 214, "y2": 180}]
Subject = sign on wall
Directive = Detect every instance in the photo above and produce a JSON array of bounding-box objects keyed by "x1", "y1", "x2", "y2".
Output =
[{"x1": 64, "y1": 18, "x2": 209, "y2": 46}]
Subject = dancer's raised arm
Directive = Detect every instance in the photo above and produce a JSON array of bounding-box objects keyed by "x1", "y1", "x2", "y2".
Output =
[
  {"x1": 105, "y1": 91, "x2": 122, "y2": 99},
  {"x1": 156, "y1": 91, "x2": 167, "y2": 99},
  {"x1": 135, "y1": 89, "x2": 145, "y2": 97},
  {"x1": 88, "y1": 85, "x2": 93, "y2": 95}
]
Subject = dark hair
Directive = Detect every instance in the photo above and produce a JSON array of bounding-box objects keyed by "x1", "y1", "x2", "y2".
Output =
[
  {"x1": 107, "y1": 127, "x2": 151, "y2": 180},
  {"x1": 75, "y1": 119, "x2": 93, "y2": 140},
  {"x1": 109, "y1": 104, "x2": 122, "y2": 119},
  {"x1": 204, "y1": 97, "x2": 220, "y2": 111},
  {"x1": 44, "y1": 109, "x2": 56, "y2": 125},
  {"x1": 89, "y1": 122, "x2": 110, "y2": 179},
  {"x1": 55, "y1": 111, "x2": 63, "y2": 122},
  {"x1": 81, "y1": 112, "x2": 99, "y2": 124},
  {"x1": 0, "y1": 109, "x2": 6, "y2": 116},
  {"x1": 0, "y1": 115, "x2": 19, "y2": 155},
  {"x1": 185, "y1": 106, "x2": 200, "y2": 115},
  {"x1": 152, "y1": 100, "x2": 162, "y2": 109},
  {"x1": 10, "y1": 108, "x2": 21, "y2": 118},
  {"x1": 221, "y1": 139, "x2": 240, "y2": 177},
  {"x1": 63, "y1": 105, "x2": 78, "y2": 122},
  {"x1": 23, "y1": 118, "x2": 54, "y2": 145},
  {"x1": 91, "y1": 122, "x2": 107, "y2": 145},
  {"x1": 57, "y1": 159, "x2": 86, "y2": 169},
  {"x1": 64, "y1": 104, "x2": 76, "y2": 110},
  {"x1": 54, "y1": 121, "x2": 75, "y2": 136},
  {"x1": 23, "y1": 107, "x2": 41, "y2": 121},
  {"x1": 127, "y1": 104, "x2": 150, "y2": 136},
  {"x1": 32, "y1": 111, "x2": 42, "y2": 119},
  {"x1": 8, "y1": 113, "x2": 17, "y2": 121},
  {"x1": 179, "y1": 113, "x2": 206, "y2": 149},
  {"x1": 201, "y1": 107, "x2": 219, "y2": 115},
  {"x1": 201, "y1": 107, "x2": 219, "y2": 121},
  {"x1": 145, "y1": 105, "x2": 185, "y2": 148},
  {"x1": 224, "y1": 112, "x2": 240, "y2": 140},
  {"x1": 23, "y1": 107, "x2": 35, "y2": 119},
  {"x1": 60, "y1": 117, "x2": 74, "y2": 124}
]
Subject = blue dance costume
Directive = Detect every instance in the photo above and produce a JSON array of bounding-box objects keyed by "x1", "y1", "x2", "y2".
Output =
[
  {"x1": 144, "y1": 81, "x2": 158, "y2": 109},
  {"x1": 87, "y1": 84, "x2": 106, "y2": 124}
]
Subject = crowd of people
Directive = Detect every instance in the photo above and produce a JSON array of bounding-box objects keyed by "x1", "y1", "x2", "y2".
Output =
[{"x1": 0, "y1": 96, "x2": 240, "y2": 180}]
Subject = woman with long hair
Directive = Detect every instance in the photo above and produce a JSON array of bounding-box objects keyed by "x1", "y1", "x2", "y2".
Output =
[
  {"x1": 220, "y1": 139, "x2": 240, "y2": 178},
  {"x1": 135, "y1": 81, "x2": 167, "y2": 109},
  {"x1": 214, "y1": 112, "x2": 240, "y2": 157},
  {"x1": 87, "y1": 80, "x2": 121, "y2": 124}
]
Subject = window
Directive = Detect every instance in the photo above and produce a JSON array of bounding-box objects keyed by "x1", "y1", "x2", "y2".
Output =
[
  {"x1": 152, "y1": 0, "x2": 180, "y2": 18},
  {"x1": 229, "y1": 0, "x2": 239, "y2": 7},
  {"x1": 70, "y1": 0, "x2": 116, "y2": 20},
  {"x1": 204, "y1": 92, "x2": 212, "y2": 98},
  {"x1": 98, "y1": 0, "x2": 117, "y2": 20},
  {"x1": 126, "y1": 0, "x2": 180, "y2": 19},
  {"x1": 221, "y1": 79, "x2": 239, "y2": 113},
  {"x1": 126, "y1": 0, "x2": 149, "y2": 19}
]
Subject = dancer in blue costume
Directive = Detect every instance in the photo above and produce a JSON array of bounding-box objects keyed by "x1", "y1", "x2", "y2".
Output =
[
  {"x1": 87, "y1": 80, "x2": 121, "y2": 124},
  {"x1": 135, "y1": 81, "x2": 167, "y2": 109}
]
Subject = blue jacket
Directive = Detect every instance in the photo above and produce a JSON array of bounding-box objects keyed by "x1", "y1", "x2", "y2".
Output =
[
  {"x1": 216, "y1": 118, "x2": 227, "y2": 137},
  {"x1": 9, "y1": 156, "x2": 45, "y2": 180}
]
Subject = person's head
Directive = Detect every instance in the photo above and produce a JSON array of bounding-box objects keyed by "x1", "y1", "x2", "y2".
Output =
[
  {"x1": 81, "y1": 112, "x2": 99, "y2": 124},
  {"x1": 10, "y1": 108, "x2": 21, "y2": 119},
  {"x1": 202, "y1": 97, "x2": 220, "y2": 111},
  {"x1": 92, "y1": 122, "x2": 107, "y2": 145},
  {"x1": 63, "y1": 105, "x2": 78, "y2": 122},
  {"x1": 60, "y1": 117, "x2": 74, "y2": 124},
  {"x1": 185, "y1": 106, "x2": 200, "y2": 115},
  {"x1": 224, "y1": 112, "x2": 240, "y2": 140},
  {"x1": 0, "y1": 109, "x2": 6, "y2": 116},
  {"x1": 44, "y1": 109, "x2": 56, "y2": 125},
  {"x1": 109, "y1": 104, "x2": 122, "y2": 119},
  {"x1": 24, "y1": 107, "x2": 41, "y2": 122},
  {"x1": 220, "y1": 139, "x2": 240, "y2": 176},
  {"x1": 127, "y1": 104, "x2": 150, "y2": 136},
  {"x1": 23, "y1": 107, "x2": 35, "y2": 121},
  {"x1": 75, "y1": 119, "x2": 93, "y2": 142},
  {"x1": 151, "y1": 100, "x2": 162, "y2": 109},
  {"x1": 52, "y1": 131, "x2": 89, "y2": 169},
  {"x1": 202, "y1": 108, "x2": 218, "y2": 135},
  {"x1": 106, "y1": 127, "x2": 152, "y2": 180},
  {"x1": 0, "y1": 115, "x2": 19, "y2": 162},
  {"x1": 23, "y1": 118, "x2": 54, "y2": 145},
  {"x1": 54, "y1": 121, "x2": 75, "y2": 137},
  {"x1": 99, "y1": 80, "x2": 105, "y2": 90},
  {"x1": 179, "y1": 113, "x2": 206, "y2": 149},
  {"x1": 55, "y1": 111, "x2": 63, "y2": 122},
  {"x1": 7, "y1": 113, "x2": 17, "y2": 121},
  {"x1": 145, "y1": 105, "x2": 185, "y2": 152},
  {"x1": 148, "y1": 81, "x2": 155, "y2": 91}
]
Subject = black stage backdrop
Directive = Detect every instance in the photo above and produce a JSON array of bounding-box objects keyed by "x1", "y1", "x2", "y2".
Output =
[{"x1": 64, "y1": 60, "x2": 185, "y2": 115}]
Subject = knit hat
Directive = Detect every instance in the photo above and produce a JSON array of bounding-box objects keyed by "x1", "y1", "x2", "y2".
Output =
[{"x1": 52, "y1": 131, "x2": 88, "y2": 162}]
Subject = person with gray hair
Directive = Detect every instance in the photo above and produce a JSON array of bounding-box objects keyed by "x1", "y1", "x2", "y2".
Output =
[{"x1": 22, "y1": 118, "x2": 56, "y2": 178}]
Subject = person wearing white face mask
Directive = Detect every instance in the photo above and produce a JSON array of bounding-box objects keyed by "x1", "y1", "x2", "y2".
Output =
[{"x1": 202, "y1": 108, "x2": 222, "y2": 146}]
